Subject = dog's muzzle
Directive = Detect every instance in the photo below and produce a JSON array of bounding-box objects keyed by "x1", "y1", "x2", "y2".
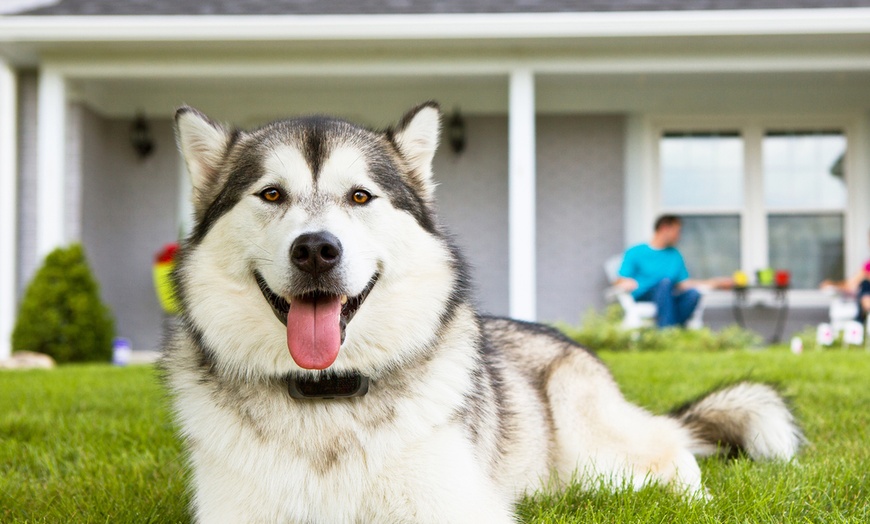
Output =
[{"x1": 254, "y1": 269, "x2": 379, "y2": 370}]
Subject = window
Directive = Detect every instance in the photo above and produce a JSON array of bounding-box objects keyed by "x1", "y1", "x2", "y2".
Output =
[
  {"x1": 659, "y1": 132, "x2": 743, "y2": 280},
  {"x1": 768, "y1": 214, "x2": 844, "y2": 289},
  {"x1": 657, "y1": 126, "x2": 848, "y2": 288},
  {"x1": 660, "y1": 132, "x2": 743, "y2": 210},
  {"x1": 764, "y1": 131, "x2": 847, "y2": 288},
  {"x1": 678, "y1": 215, "x2": 742, "y2": 279}
]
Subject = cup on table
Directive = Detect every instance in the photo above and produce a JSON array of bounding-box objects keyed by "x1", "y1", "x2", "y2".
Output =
[{"x1": 757, "y1": 268, "x2": 774, "y2": 287}]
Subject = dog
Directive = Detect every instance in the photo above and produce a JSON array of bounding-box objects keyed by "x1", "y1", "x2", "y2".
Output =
[{"x1": 161, "y1": 102, "x2": 803, "y2": 523}]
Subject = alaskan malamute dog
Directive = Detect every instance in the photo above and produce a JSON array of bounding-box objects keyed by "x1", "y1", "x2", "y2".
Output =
[{"x1": 162, "y1": 103, "x2": 803, "y2": 523}]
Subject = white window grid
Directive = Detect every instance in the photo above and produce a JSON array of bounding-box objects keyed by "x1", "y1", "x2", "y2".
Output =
[{"x1": 649, "y1": 116, "x2": 856, "y2": 283}]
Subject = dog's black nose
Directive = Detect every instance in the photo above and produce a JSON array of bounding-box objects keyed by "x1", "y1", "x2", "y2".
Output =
[{"x1": 290, "y1": 231, "x2": 342, "y2": 276}]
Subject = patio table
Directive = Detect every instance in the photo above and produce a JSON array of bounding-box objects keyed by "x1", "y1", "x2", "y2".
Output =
[{"x1": 732, "y1": 286, "x2": 789, "y2": 344}]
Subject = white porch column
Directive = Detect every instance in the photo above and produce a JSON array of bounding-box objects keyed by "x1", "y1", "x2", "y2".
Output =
[
  {"x1": 508, "y1": 69, "x2": 537, "y2": 321},
  {"x1": 36, "y1": 68, "x2": 67, "y2": 259},
  {"x1": 742, "y1": 124, "x2": 767, "y2": 272},
  {"x1": 0, "y1": 61, "x2": 17, "y2": 360}
]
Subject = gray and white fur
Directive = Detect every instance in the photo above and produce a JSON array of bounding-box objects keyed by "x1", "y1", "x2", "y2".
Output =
[{"x1": 161, "y1": 103, "x2": 803, "y2": 523}]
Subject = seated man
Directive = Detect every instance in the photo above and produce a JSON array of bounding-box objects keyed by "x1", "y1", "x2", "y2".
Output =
[{"x1": 615, "y1": 215, "x2": 700, "y2": 328}]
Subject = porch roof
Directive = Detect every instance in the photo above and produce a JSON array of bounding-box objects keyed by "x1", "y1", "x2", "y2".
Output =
[
  {"x1": 8, "y1": 0, "x2": 870, "y2": 17},
  {"x1": 1, "y1": 8, "x2": 869, "y2": 76}
]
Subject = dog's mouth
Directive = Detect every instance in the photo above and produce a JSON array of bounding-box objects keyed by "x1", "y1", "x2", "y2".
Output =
[{"x1": 254, "y1": 271, "x2": 378, "y2": 370}]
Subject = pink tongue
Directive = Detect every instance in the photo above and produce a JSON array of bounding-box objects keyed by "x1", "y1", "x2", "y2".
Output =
[{"x1": 286, "y1": 296, "x2": 343, "y2": 370}]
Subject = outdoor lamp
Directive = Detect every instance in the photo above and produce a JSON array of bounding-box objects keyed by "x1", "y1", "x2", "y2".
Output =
[
  {"x1": 448, "y1": 109, "x2": 466, "y2": 154},
  {"x1": 130, "y1": 113, "x2": 155, "y2": 159}
]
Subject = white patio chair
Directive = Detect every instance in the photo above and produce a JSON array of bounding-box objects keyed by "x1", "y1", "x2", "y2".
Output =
[
  {"x1": 603, "y1": 254, "x2": 704, "y2": 330},
  {"x1": 824, "y1": 288, "x2": 859, "y2": 335}
]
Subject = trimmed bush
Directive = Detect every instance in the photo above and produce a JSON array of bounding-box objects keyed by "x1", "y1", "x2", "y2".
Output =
[
  {"x1": 556, "y1": 304, "x2": 762, "y2": 352},
  {"x1": 12, "y1": 244, "x2": 115, "y2": 363}
]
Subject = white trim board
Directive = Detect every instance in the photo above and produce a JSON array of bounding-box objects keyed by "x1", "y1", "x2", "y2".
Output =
[{"x1": 3, "y1": 9, "x2": 870, "y2": 42}]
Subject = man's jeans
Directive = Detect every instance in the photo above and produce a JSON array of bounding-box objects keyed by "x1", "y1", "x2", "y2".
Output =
[
  {"x1": 857, "y1": 279, "x2": 870, "y2": 323},
  {"x1": 636, "y1": 278, "x2": 700, "y2": 328}
]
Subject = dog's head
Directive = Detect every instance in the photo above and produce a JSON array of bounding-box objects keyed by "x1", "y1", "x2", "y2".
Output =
[{"x1": 175, "y1": 104, "x2": 464, "y2": 377}]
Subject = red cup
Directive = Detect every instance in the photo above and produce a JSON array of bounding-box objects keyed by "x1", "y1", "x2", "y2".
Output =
[
  {"x1": 155, "y1": 242, "x2": 179, "y2": 264},
  {"x1": 775, "y1": 269, "x2": 790, "y2": 288}
]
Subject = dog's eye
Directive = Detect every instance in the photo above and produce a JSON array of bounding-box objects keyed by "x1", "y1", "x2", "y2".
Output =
[
  {"x1": 350, "y1": 189, "x2": 372, "y2": 205},
  {"x1": 259, "y1": 188, "x2": 283, "y2": 203}
]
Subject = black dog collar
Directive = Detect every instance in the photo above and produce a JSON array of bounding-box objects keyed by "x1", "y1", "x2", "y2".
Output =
[{"x1": 287, "y1": 372, "x2": 370, "y2": 400}]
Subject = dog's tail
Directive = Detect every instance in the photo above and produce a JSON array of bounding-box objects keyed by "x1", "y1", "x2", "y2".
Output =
[{"x1": 672, "y1": 382, "x2": 804, "y2": 461}]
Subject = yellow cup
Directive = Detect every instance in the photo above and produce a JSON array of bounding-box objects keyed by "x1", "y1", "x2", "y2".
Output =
[
  {"x1": 733, "y1": 270, "x2": 748, "y2": 288},
  {"x1": 153, "y1": 261, "x2": 181, "y2": 314}
]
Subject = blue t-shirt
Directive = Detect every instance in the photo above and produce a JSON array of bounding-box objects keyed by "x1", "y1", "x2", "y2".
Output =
[{"x1": 618, "y1": 244, "x2": 689, "y2": 299}]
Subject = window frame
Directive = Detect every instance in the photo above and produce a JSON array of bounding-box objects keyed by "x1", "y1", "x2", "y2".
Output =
[{"x1": 648, "y1": 115, "x2": 857, "y2": 288}]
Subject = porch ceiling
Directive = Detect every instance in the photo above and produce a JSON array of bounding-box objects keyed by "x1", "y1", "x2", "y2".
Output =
[
  {"x1": 71, "y1": 74, "x2": 510, "y2": 124},
  {"x1": 68, "y1": 69, "x2": 870, "y2": 125}
]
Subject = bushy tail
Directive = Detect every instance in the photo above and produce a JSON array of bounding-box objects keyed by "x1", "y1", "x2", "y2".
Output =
[{"x1": 672, "y1": 382, "x2": 804, "y2": 461}]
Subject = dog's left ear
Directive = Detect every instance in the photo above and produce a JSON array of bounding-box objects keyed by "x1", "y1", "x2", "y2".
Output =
[{"x1": 392, "y1": 102, "x2": 441, "y2": 202}]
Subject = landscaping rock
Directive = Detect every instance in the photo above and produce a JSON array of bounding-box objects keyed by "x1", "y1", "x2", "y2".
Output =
[{"x1": 0, "y1": 351, "x2": 57, "y2": 370}]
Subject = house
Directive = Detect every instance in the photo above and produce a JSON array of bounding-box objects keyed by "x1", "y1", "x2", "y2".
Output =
[{"x1": 2, "y1": 0, "x2": 870, "y2": 357}]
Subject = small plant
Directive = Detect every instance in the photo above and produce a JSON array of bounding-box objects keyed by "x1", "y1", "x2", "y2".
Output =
[
  {"x1": 792, "y1": 324, "x2": 867, "y2": 351},
  {"x1": 556, "y1": 304, "x2": 762, "y2": 352},
  {"x1": 556, "y1": 305, "x2": 635, "y2": 351},
  {"x1": 12, "y1": 244, "x2": 115, "y2": 363}
]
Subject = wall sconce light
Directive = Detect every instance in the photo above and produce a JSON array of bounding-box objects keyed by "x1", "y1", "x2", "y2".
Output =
[
  {"x1": 130, "y1": 113, "x2": 155, "y2": 159},
  {"x1": 448, "y1": 108, "x2": 466, "y2": 154}
]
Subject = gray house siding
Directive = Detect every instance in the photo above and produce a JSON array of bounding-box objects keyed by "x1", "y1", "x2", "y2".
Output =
[
  {"x1": 79, "y1": 114, "x2": 181, "y2": 350},
  {"x1": 433, "y1": 115, "x2": 510, "y2": 317},
  {"x1": 536, "y1": 115, "x2": 626, "y2": 323},
  {"x1": 15, "y1": 72, "x2": 38, "y2": 300},
  {"x1": 436, "y1": 114, "x2": 628, "y2": 323}
]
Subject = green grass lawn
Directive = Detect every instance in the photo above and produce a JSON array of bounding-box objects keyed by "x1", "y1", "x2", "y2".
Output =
[{"x1": 2, "y1": 349, "x2": 868, "y2": 523}]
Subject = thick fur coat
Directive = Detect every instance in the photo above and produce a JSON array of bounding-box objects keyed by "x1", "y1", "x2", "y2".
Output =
[{"x1": 161, "y1": 103, "x2": 803, "y2": 523}]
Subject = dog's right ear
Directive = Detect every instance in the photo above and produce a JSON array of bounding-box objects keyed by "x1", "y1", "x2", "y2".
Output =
[
  {"x1": 175, "y1": 106, "x2": 233, "y2": 210},
  {"x1": 391, "y1": 102, "x2": 441, "y2": 205}
]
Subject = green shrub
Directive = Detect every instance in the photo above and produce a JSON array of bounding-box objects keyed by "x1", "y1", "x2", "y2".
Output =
[
  {"x1": 555, "y1": 304, "x2": 762, "y2": 352},
  {"x1": 12, "y1": 244, "x2": 115, "y2": 363}
]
